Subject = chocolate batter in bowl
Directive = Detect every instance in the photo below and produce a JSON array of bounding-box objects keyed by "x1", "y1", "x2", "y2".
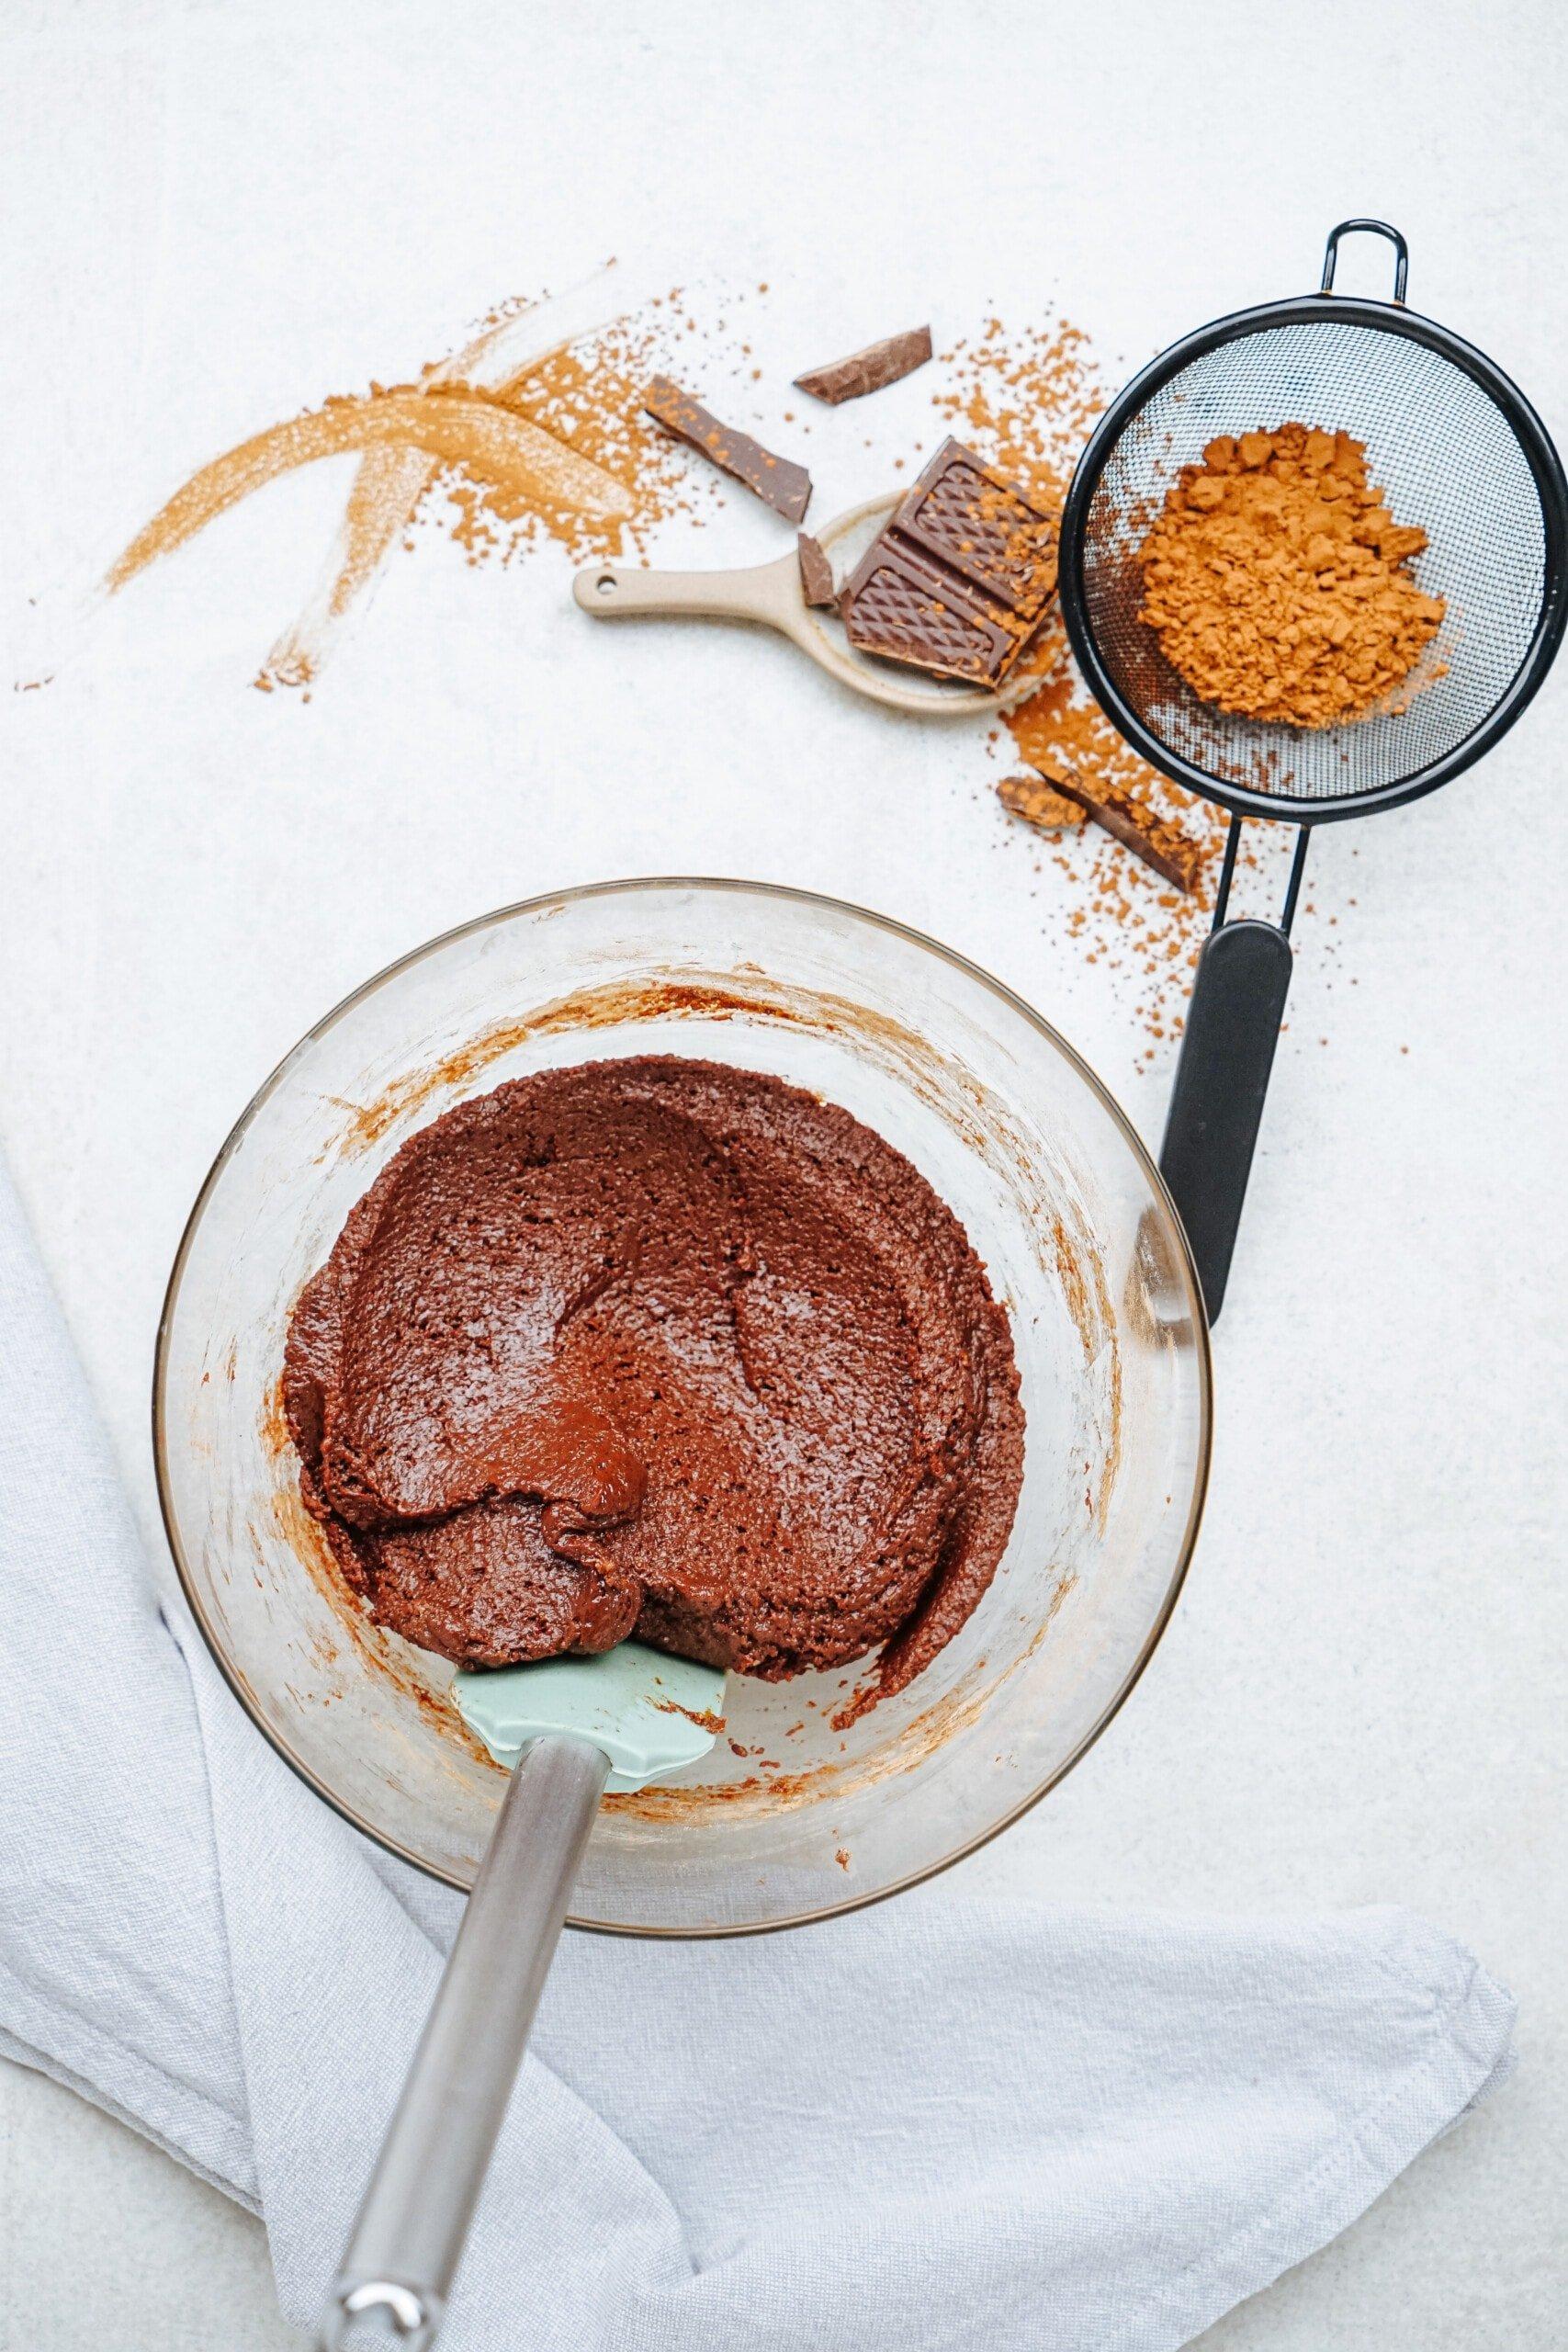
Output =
[
  {"x1": 284, "y1": 1053, "x2": 1027, "y2": 1710},
  {"x1": 156, "y1": 880, "x2": 1211, "y2": 1934}
]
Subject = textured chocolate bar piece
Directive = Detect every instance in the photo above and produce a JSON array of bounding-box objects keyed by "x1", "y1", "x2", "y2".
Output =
[
  {"x1": 841, "y1": 537, "x2": 1017, "y2": 685},
  {"x1": 797, "y1": 532, "x2": 837, "y2": 607},
  {"x1": 643, "y1": 377, "x2": 812, "y2": 523},
  {"x1": 896, "y1": 438, "x2": 1058, "y2": 616},
  {"x1": 840, "y1": 438, "x2": 1058, "y2": 685},
  {"x1": 794, "y1": 326, "x2": 933, "y2": 406}
]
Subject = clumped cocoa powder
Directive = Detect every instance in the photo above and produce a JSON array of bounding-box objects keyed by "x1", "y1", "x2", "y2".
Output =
[
  {"x1": 1136, "y1": 424, "x2": 1446, "y2": 726},
  {"x1": 997, "y1": 772, "x2": 1085, "y2": 831}
]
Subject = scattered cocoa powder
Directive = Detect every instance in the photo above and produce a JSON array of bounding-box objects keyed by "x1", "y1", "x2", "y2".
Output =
[
  {"x1": 997, "y1": 669, "x2": 1240, "y2": 1056},
  {"x1": 934, "y1": 322, "x2": 1239, "y2": 1051},
  {"x1": 932, "y1": 316, "x2": 1104, "y2": 514},
  {"x1": 439, "y1": 305, "x2": 721, "y2": 566},
  {"x1": 1136, "y1": 424, "x2": 1446, "y2": 726},
  {"x1": 105, "y1": 280, "x2": 1353, "y2": 1064}
]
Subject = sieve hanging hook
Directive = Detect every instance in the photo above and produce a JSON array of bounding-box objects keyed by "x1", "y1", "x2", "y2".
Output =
[{"x1": 1319, "y1": 218, "x2": 1408, "y2": 304}]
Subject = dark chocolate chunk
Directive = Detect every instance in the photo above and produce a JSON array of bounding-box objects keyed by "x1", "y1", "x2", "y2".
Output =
[
  {"x1": 643, "y1": 377, "x2": 811, "y2": 523},
  {"x1": 1028, "y1": 754, "x2": 1204, "y2": 893},
  {"x1": 796, "y1": 532, "x2": 837, "y2": 607},
  {"x1": 794, "y1": 326, "x2": 933, "y2": 406},
  {"x1": 840, "y1": 438, "x2": 1058, "y2": 687}
]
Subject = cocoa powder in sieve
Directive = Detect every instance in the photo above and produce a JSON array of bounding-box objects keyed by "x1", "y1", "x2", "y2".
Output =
[{"x1": 1136, "y1": 424, "x2": 1446, "y2": 727}]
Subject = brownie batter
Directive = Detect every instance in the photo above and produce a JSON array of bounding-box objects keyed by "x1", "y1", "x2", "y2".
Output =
[{"x1": 284, "y1": 1057, "x2": 1024, "y2": 1708}]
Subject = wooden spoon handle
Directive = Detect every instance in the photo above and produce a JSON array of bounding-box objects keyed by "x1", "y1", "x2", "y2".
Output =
[{"x1": 572, "y1": 555, "x2": 798, "y2": 628}]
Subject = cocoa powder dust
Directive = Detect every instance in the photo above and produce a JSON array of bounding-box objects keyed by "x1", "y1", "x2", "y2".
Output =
[{"x1": 101, "y1": 282, "x2": 1325, "y2": 1052}]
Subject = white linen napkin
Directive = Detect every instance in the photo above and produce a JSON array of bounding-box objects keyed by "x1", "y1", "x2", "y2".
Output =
[{"x1": 0, "y1": 1150, "x2": 1517, "y2": 2352}]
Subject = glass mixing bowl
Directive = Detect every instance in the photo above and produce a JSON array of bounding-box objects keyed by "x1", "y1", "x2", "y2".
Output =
[{"x1": 155, "y1": 879, "x2": 1211, "y2": 1934}]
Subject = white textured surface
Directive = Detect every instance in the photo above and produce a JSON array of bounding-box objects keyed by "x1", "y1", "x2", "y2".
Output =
[{"x1": 1, "y1": 0, "x2": 1564, "y2": 2344}]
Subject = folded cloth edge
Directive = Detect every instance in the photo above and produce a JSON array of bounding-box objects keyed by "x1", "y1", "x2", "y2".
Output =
[
  {"x1": 0, "y1": 2012, "x2": 258, "y2": 2214},
  {"x1": 1111, "y1": 1936, "x2": 1517, "y2": 2352}
]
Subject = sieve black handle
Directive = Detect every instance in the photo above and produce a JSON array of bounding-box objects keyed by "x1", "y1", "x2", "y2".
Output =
[
  {"x1": 1159, "y1": 919, "x2": 1293, "y2": 1323},
  {"x1": 1319, "y1": 219, "x2": 1408, "y2": 303}
]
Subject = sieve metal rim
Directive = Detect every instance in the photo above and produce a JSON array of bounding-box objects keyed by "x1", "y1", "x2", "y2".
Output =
[{"x1": 1058, "y1": 291, "x2": 1568, "y2": 824}]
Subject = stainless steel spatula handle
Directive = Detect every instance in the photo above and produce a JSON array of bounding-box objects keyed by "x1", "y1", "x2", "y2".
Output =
[{"x1": 319, "y1": 1735, "x2": 610, "y2": 2350}]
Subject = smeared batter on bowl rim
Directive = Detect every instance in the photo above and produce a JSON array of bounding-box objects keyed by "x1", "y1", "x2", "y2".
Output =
[{"x1": 283, "y1": 1056, "x2": 1024, "y2": 1714}]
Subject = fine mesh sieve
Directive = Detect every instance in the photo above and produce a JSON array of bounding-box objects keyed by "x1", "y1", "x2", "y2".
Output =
[
  {"x1": 1057, "y1": 223, "x2": 1568, "y2": 1319},
  {"x1": 1061, "y1": 220, "x2": 1568, "y2": 821}
]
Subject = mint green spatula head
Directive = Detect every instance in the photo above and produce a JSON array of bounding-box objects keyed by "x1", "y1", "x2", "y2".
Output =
[{"x1": 452, "y1": 1642, "x2": 727, "y2": 1793}]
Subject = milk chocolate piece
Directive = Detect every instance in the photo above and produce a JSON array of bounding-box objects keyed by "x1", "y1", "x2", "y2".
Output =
[
  {"x1": 840, "y1": 438, "x2": 1058, "y2": 686},
  {"x1": 797, "y1": 532, "x2": 836, "y2": 607},
  {"x1": 795, "y1": 325, "x2": 933, "y2": 405},
  {"x1": 643, "y1": 377, "x2": 811, "y2": 523},
  {"x1": 1028, "y1": 753, "x2": 1204, "y2": 894}
]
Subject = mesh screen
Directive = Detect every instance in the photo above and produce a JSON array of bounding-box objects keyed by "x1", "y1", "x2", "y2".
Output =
[{"x1": 1080, "y1": 320, "x2": 1548, "y2": 805}]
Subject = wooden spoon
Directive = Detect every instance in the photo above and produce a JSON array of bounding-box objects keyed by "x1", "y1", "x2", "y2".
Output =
[{"x1": 572, "y1": 493, "x2": 1047, "y2": 717}]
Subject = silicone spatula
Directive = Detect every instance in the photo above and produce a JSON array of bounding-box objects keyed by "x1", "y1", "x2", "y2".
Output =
[{"x1": 321, "y1": 1642, "x2": 726, "y2": 2350}]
